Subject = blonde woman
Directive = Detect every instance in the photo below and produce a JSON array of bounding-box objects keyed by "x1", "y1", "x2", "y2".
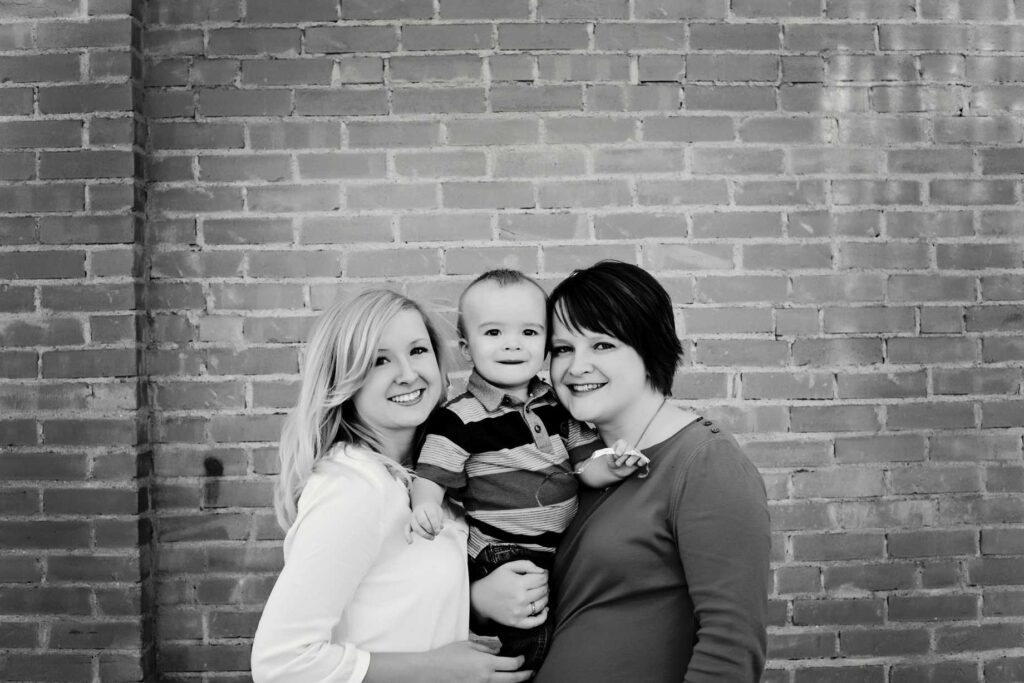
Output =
[{"x1": 251, "y1": 290, "x2": 538, "y2": 683}]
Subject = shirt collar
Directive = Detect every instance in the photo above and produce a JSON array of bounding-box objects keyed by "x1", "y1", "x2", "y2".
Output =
[{"x1": 467, "y1": 368, "x2": 553, "y2": 412}]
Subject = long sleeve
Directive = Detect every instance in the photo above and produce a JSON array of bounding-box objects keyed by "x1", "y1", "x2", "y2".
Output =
[
  {"x1": 251, "y1": 463, "x2": 383, "y2": 683},
  {"x1": 673, "y1": 438, "x2": 771, "y2": 683}
]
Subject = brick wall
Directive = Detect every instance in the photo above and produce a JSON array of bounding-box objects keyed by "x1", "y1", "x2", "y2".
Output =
[
  {"x1": 0, "y1": 0, "x2": 153, "y2": 681},
  {"x1": 2, "y1": 0, "x2": 1024, "y2": 681}
]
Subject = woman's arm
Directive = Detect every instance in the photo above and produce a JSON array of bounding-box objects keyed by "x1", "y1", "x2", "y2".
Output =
[
  {"x1": 673, "y1": 438, "x2": 771, "y2": 683},
  {"x1": 251, "y1": 470, "x2": 384, "y2": 682}
]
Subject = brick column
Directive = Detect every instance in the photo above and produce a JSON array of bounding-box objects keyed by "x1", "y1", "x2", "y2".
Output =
[{"x1": 0, "y1": 1, "x2": 152, "y2": 681}]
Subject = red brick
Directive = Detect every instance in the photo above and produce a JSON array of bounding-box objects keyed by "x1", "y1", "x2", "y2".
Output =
[
  {"x1": 984, "y1": 589, "x2": 1024, "y2": 617},
  {"x1": 987, "y1": 658, "x2": 1024, "y2": 683},
  {"x1": 936, "y1": 623, "x2": 1024, "y2": 652},
  {"x1": 888, "y1": 402, "x2": 976, "y2": 431},
  {"x1": 934, "y1": 116, "x2": 1020, "y2": 144},
  {"x1": 492, "y1": 148, "x2": 585, "y2": 178},
  {"x1": 935, "y1": 368, "x2": 1020, "y2": 396},
  {"x1": 443, "y1": 246, "x2": 537, "y2": 275},
  {"x1": 792, "y1": 405, "x2": 881, "y2": 432},
  {"x1": 969, "y1": 305, "x2": 1024, "y2": 332},
  {"x1": 744, "y1": 372, "x2": 834, "y2": 400},
  {"x1": 824, "y1": 563, "x2": 916, "y2": 592},
  {"x1": 695, "y1": 275, "x2": 788, "y2": 304},
  {"x1": 794, "y1": 598, "x2": 884, "y2": 625},
  {"x1": 208, "y1": 28, "x2": 300, "y2": 56},
  {"x1": 637, "y1": 179, "x2": 728, "y2": 206},
  {"x1": 840, "y1": 628, "x2": 930, "y2": 656},
  {"x1": 693, "y1": 339, "x2": 788, "y2": 367},
  {"x1": 499, "y1": 213, "x2": 586, "y2": 241},
  {"x1": 889, "y1": 275, "x2": 975, "y2": 302},
  {"x1": 543, "y1": 244, "x2": 635, "y2": 274},
  {"x1": 159, "y1": 643, "x2": 252, "y2": 672},
  {"x1": 402, "y1": 23, "x2": 492, "y2": 50},
  {"x1": 211, "y1": 283, "x2": 303, "y2": 310},
  {"x1": 643, "y1": 115, "x2": 734, "y2": 142},
  {"x1": 0, "y1": 653, "x2": 94, "y2": 682},
  {"x1": 492, "y1": 84, "x2": 583, "y2": 112},
  {"x1": 736, "y1": 180, "x2": 826, "y2": 206},
  {"x1": 682, "y1": 307, "x2": 773, "y2": 334},
  {"x1": 0, "y1": 521, "x2": 92, "y2": 550}
]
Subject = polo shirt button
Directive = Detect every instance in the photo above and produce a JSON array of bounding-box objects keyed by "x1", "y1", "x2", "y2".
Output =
[
  {"x1": 710, "y1": 427, "x2": 719, "y2": 434},
  {"x1": 534, "y1": 424, "x2": 541, "y2": 433},
  {"x1": 703, "y1": 420, "x2": 712, "y2": 426}
]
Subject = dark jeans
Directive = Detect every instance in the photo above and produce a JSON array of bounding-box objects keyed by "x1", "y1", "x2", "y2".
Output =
[{"x1": 470, "y1": 544, "x2": 554, "y2": 672}]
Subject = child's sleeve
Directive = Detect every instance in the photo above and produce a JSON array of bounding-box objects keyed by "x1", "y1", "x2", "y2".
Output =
[
  {"x1": 563, "y1": 418, "x2": 603, "y2": 467},
  {"x1": 414, "y1": 407, "x2": 472, "y2": 491}
]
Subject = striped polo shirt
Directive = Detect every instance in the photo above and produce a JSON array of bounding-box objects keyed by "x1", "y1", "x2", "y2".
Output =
[{"x1": 416, "y1": 370, "x2": 600, "y2": 558}]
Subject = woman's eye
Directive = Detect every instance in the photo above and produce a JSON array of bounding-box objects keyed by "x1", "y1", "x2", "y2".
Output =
[
  {"x1": 373, "y1": 356, "x2": 389, "y2": 366},
  {"x1": 594, "y1": 342, "x2": 614, "y2": 351},
  {"x1": 550, "y1": 346, "x2": 571, "y2": 356},
  {"x1": 410, "y1": 346, "x2": 431, "y2": 356}
]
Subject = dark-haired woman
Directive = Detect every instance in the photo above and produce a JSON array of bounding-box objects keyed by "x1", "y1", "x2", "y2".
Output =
[{"x1": 534, "y1": 261, "x2": 771, "y2": 682}]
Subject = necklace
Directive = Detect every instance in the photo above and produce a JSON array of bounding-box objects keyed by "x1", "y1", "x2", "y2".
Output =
[{"x1": 630, "y1": 396, "x2": 668, "y2": 452}]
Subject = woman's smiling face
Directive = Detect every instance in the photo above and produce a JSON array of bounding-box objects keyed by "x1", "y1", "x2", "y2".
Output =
[
  {"x1": 549, "y1": 311, "x2": 651, "y2": 429},
  {"x1": 351, "y1": 308, "x2": 442, "y2": 438}
]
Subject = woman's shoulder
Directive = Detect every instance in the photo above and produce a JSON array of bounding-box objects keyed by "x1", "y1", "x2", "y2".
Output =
[
  {"x1": 306, "y1": 443, "x2": 395, "y2": 495},
  {"x1": 655, "y1": 418, "x2": 756, "y2": 477}
]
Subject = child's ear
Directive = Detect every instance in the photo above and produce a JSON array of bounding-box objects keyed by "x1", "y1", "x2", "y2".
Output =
[{"x1": 458, "y1": 339, "x2": 472, "y2": 362}]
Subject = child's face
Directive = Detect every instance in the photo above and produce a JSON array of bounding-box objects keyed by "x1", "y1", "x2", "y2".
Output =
[{"x1": 460, "y1": 281, "x2": 547, "y2": 396}]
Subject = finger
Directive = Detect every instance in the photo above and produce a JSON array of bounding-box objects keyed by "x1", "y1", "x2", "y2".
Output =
[
  {"x1": 496, "y1": 671, "x2": 533, "y2": 683},
  {"x1": 468, "y1": 640, "x2": 494, "y2": 653},
  {"x1": 502, "y1": 560, "x2": 546, "y2": 575},
  {"x1": 518, "y1": 607, "x2": 548, "y2": 630},
  {"x1": 490, "y1": 655, "x2": 525, "y2": 672},
  {"x1": 405, "y1": 524, "x2": 414, "y2": 543}
]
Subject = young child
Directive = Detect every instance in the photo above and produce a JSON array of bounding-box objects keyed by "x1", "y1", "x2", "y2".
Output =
[{"x1": 409, "y1": 269, "x2": 648, "y2": 670}]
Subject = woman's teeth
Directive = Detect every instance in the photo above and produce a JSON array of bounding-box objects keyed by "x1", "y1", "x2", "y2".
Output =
[
  {"x1": 571, "y1": 383, "x2": 604, "y2": 393},
  {"x1": 389, "y1": 389, "x2": 423, "y2": 404}
]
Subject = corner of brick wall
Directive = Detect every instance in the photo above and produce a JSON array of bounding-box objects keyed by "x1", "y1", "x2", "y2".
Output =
[{"x1": 0, "y1": 0, "x2": 153, "y2": 681}]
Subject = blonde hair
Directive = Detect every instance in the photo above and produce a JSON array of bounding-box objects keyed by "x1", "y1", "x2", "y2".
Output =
[{"x1": 274, "y1": 289, "x2": 449, "y2": 530}]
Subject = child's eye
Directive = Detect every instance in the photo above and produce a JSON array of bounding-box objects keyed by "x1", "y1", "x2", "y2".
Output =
[
  {"x1": 373, "y1": 356, "x2": 390, "y2": 366},
  {"x1": 550, "y1": 345, "x2": 571, "y2": 356},
  {"x1": 483, "y1": 329, "x2": 500, "y2": 336},
  {"x1": 410, "y1": 346, "x2": 431, "y2": 356},
  {"x1": 523, "y1": 329, "x2": 539, "y2": 336}
]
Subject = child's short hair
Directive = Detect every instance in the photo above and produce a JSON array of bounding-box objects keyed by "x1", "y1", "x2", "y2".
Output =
[
  {"x1": 547, "y1": 260, "x2": 681, "y2": 396},
  {"x1": 456, "y1": 269, "x2": 547, "y2": 338}
]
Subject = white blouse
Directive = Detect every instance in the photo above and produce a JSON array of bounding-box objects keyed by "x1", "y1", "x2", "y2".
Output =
[{"x1": 251, "y1": 445, "x2": 470, "y2": 682}]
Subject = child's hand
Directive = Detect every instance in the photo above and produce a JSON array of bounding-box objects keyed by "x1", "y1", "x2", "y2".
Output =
[
  {"x1": 603, "y1": 439, "x2": 650, "y2": 479},
  {"x1": 409, "y1": 502, "x2": 445, "y2": 541}
]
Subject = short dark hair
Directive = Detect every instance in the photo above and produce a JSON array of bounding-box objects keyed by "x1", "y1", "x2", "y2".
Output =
[
  {"x1": 547, "y1": 260, "x2": 681, "y2": 396},
  {"x1": 456, "y1": 269, "x2": 547, "y2": 338}
]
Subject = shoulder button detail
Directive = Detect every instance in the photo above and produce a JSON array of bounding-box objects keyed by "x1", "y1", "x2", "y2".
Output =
[
  {"x1": 703, "y1": 420, "x2": 712, "y2": 426},
  {"x1": 710, "y1": 427, "x2": 719, "y2": 434}
]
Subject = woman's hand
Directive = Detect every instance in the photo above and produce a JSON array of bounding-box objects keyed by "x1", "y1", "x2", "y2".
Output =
[
  {"x1": 470, "y1": 560, "x2": 549, "y2": 629},
  {"x1": 426, "y1": 641, "x2": 531, "y2": 683},
  {"x1": 364, "y1": 641, "x2": 531, "y2": 683}
]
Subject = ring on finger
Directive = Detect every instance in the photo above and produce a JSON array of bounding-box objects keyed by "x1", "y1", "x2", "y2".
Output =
[{"x1": 529, "y1": 600, "x2": 537, "y2": 616}]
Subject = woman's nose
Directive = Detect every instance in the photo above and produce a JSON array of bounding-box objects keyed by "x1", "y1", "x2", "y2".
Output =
[
  {"x1": 394, "y1": 357, "x2": 418, "y2": 383},
  {"x1": 567, "y1": 350, "x2": 591, "y2": 375}
]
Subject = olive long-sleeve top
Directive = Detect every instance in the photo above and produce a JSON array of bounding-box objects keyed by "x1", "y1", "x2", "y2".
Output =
[{"x1": 534, "y1": 419, "x2": 771, "y2": 683}]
